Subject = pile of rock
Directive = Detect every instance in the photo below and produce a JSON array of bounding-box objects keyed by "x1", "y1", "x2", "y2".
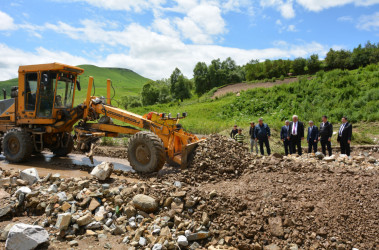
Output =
[
  {"x1": 0, "y1": 164, "x2": 218, "y2": 249},
  {"x1": 185, "y1": 134, "x2": 254, "y2": 182}
]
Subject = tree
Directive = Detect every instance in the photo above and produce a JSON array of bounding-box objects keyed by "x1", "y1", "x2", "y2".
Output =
[
  {"x1": 170, "y1": 68, "x2": 182, "y2": 94},
  {"x1": 173, "y1": 75, "x2": 191, "y2": 101},
  {"x1": 291, "y1": 57, "x2": 307, "y2": 75},
  {"x1": 141, "y1": 81, "x2": 160, "y2": 106},
  {"x1": 194, "y1": 62, "x2": 209, "y2": 95},
  {"x1": 325, "y1": 49, "x2": 352, "y2": 70},
  {"x1": 306, "y1": 54, "x2": 322, "y2": 74}
]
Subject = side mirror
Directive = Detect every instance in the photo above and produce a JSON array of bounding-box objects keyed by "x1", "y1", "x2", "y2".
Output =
[
  {"x1": 77, "y1": 80, "x2": 81, "y2": 91},
  {"x1": 2, "y1": 88, "x2": 6, "y2": 100}
]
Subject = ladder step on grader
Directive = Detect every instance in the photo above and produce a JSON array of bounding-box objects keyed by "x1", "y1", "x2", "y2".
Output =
[{"x1": 0, "y1": 63, "x2": 202, "y2": 173}]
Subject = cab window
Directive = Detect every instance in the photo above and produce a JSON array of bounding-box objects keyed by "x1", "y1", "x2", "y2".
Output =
[
  {"x1": 55, "y1": 73, "x2": 75, "y2": 108},
  {"x1": 25, "y1": 73, "x2": 38, "y2": 111},
  {"x1": 37, "y1": 71, "x2": 57, "y2": 117}
]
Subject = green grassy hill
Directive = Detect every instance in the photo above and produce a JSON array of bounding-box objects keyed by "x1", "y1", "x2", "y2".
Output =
[
  {"x1": 75, "y1": 65, "x2": 149, "y2": 103},
  {"x1": 0, "y1": 64, "x2": 149, "y2": 103}
]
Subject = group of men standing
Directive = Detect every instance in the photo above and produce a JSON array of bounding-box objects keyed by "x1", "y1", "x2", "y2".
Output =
[{"x1": 231, "y1": 115, "x2": 353, "y2": 156}]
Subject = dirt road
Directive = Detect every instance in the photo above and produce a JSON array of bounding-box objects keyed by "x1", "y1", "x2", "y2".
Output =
[
  {"x1": 212, "y1": 77, "x2": 301, "y2": 98},
  {"x1": 0, "y1": 152, "x2": 133, "y2": 178}
]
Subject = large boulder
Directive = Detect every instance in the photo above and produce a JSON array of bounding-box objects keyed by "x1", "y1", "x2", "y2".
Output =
[
  {"x1": 132, "y1": 194, "x2": 158, "y2": 213},
  {"x1": 5, "y1": 223, "x2": 49, "y2": 250},
  {"x1": 90, "y1": 162, "x2": 113, "y2": 180},
  {"x1": 20, "y1": 168, "x2": 39, "y2": 185}
]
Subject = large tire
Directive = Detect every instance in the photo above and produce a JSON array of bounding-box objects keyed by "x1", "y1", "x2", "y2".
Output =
[
  {"x1": 3, "y1": 129, "x2": 33, "y2": 163},
  {"x1": 127, "y1": 131, "x2": 165, "y2": 173},
  {"x1": 53, "y1": 133, "x2": 74, "y2": 157}
]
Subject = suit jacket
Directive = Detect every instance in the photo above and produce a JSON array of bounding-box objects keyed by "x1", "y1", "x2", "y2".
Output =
[
  {"x1": 319, "y1": 121, "x2": 333, "y2": 139},
  {"x1": 280, "y1": 125, "x2": 290, "y2": 140},
  {"x1": 307, "y1": 126, "x2": 319, "y2": 142},
  {"x1": 337, "y1": 122, "x2": 352, "y2": 142},
  {"x1": 288, "y1": 121, "x2": 304, "y2": 138},
  {"x1": 249, "y1": 126, "x2": 256, "y2": 139}
]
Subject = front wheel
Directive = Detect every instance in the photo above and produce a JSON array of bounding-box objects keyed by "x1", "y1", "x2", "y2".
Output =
[
  {"x1": 3, "y1": 129, "x2": 33, "y2": 163},
  {"x1": 127, "y1": 131, "x2": 165, "y2": 173}
]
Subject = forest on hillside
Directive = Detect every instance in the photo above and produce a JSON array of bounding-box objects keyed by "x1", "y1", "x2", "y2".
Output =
[{"x1": 123, "y1": 41, "x2": 379, "y2": 109}]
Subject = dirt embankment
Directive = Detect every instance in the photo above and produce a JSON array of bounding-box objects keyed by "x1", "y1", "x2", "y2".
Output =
[{"x1": 212, "y1": 77, "x2": 304, "y2": 98}]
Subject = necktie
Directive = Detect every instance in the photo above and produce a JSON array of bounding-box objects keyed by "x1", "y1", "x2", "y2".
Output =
[
  {"x1": 293, "y1": 123, "x2": 296, "y2": 134},
  {"x1": 339, "y1": 124, "x2": 344, "y2": 136}
]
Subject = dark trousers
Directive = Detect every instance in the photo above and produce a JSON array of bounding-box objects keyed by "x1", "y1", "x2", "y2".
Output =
[
  {"x1": 283, "y1": 139, "x2": 291, "y2": 155},
  {"x1": 308, "y1": 141, "x2": 318, "y2": 153},
  {"x1": 340, "y1": 140, "x2": 350, "y2": 156},
  {"x1": 258, "y1": 137, "x2": 271, "y2": 155},
  {"x1": 320, "y1": 139, "x2": 332, "y2": 156},
  {"x1": 290, "y1": 135, "x2": 302, "y2": 155}
]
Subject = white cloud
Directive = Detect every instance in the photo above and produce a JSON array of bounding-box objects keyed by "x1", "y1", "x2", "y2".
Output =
[
  {"x1": 296, "y1": 0, "x2": 379, "y2": 12},
  {"x1": 356, "y1": 11, "x2": 379, "y2": 30},
  {"x1": 287, "y1": 24, "x2": 297, "y2": 31},
  {"x1": 338, "y1": 16, "x2": 354, "y2": 22},
  {"x1": 173, "y1": 3, "x2": 226, "y2": 43},
  {"x1": 68, "y1": 0, "x2": 164, "y2": 12},
  {"x1": 0, "y1": 11, "x2": 17, "y2": 31},
  {"x1": 260, "y1": 0, "x2": 295, "y2": 19},
  {"x1": 0, "y1": 38, "x2": 329, "y2": 81},
  {"x1": 275, "y1": 19, "x2": 298, "y2": 33},
  {"x1": 0, "y1": 43, "x2": 90, "y2": 80},
  {"x1": 280, "y1": 0, "x2": 295, "y2": 19}
]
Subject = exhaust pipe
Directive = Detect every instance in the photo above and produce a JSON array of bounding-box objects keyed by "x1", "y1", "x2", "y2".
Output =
[{"x1": 2, "y1": 89, "x2": 6, "y2": 100}]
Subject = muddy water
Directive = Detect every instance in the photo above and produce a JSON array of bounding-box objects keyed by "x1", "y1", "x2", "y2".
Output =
[{"x1": 0, "y1": 152, "x2": 134, "y2": 178}]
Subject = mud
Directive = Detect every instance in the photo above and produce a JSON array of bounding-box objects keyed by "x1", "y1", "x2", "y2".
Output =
[{"x1": 0, "y1": 152, "x2": 133, "y2": 179}]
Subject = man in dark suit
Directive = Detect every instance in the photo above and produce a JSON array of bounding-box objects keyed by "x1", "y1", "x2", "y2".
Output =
[
  {"x1": 254, "y1": 118, "x2": 271, "y2": 155},
  {"x1": 307, "y1": 121, "x2": 319, "y2": 153},
  {"x1": 280, "y1": 120, "x2": 291, "y2": 155},
  {"x1": 288, "y1": 115, "x2": 304, "y2": 155},
  {"x1": 318, "y1": 115, "x2": 333, "y2": 156},
  {"x1": 337, "y1": 116, "x2": 352, "y2": 156}
]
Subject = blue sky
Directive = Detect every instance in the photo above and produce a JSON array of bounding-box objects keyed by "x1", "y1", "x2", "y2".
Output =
[{"x1": 0, "y1": 0, "x2": 378, "y2": 80}]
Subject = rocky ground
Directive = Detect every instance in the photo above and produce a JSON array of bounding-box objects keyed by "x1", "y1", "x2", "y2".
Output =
[{"x1": 0, "y1": 134, "x2": 378, "y2": 250}]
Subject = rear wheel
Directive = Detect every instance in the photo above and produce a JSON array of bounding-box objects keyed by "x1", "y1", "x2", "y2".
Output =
[
  {"x1": 127, "y1": 131, "x2": 165, "y2": 173},
  {"x1": 3, "y1": 129, "x2": 33, "y2": 163},
  {"x1": 52, "y1": 133, "x2": 74, "y2": 157}
]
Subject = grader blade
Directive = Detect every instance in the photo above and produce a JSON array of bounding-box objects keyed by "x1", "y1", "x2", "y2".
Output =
[{"x1": 180, "y1": 139, "x2": 205, "y2": 169}]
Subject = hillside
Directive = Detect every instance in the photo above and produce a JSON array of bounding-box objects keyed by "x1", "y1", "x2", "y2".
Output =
[
  {"x1": 130, "y1": 64, "x2": 379, "y2": 152},
  {"x1": 0, "y1": 64, "x2": 149, "y2": 103}
]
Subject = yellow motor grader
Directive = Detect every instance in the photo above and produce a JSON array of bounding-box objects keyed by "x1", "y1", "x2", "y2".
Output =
[{"x1": 0, "y1": 63, "x2": 201, "y2": 172}]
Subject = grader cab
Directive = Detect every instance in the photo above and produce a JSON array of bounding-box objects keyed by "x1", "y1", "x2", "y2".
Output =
[{"x1": 0, "y1": 63, "x2": 201, "y2": 173}]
